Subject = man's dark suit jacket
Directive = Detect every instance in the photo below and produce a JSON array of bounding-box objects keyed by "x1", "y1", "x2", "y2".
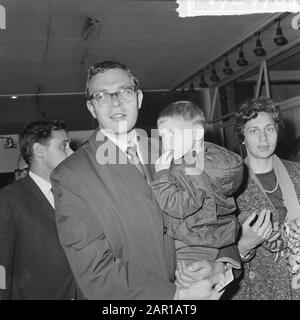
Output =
[
  {"x1": 51, "y1": 129, "x2": 240, "y2": 300},
  {"x1": 51, "y1": 130, "x2": 177, "y2": 299},
  {"x1": 0, "y1": 175, "x2": 80, "y2": 300}
]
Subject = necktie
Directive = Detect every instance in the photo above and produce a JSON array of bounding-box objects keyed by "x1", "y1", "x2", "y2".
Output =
[{"x1": 126, "y1": 144, "x2": 145, "y2": 176}]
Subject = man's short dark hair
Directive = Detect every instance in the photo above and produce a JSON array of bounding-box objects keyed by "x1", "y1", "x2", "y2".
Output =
[
  {"x1": 157, "y1": 100, "x2": 206, "y2": 130},
  {"x1": 85, "y1": 60, "x2": 139, "y2": 97},
  {"x1": 19, "y1": 120, "x2": 67, "y2": 167}
]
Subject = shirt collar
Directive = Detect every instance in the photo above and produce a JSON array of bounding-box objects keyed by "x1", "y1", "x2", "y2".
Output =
[
  {"x1": 101, "y1": 128, "x2": 138, "y2": 153},
  {"x1": 29, "y1": 171, "x2": 52, "y2": 194}
]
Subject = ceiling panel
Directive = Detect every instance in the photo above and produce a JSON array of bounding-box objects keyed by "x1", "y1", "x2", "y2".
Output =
[
  {"x1": 0, "y1": 0, "x2": 273, "y2": 94},
  {"x1": 1, "y1": 0, "x2": 298, "y2": 134}
]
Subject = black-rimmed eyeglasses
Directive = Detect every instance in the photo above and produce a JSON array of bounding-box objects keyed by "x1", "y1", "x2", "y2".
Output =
[{"x1": 87, "y1": 86, "x2": 138, "y2": 106}]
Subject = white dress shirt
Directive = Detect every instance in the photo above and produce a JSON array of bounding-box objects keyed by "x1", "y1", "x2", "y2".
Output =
[
  {"x1": 29, "y1": 171, "x2": 55, "y2": 208},
  {"x1": 101, "y1": 128, "x2": 144, "y2": 163}
]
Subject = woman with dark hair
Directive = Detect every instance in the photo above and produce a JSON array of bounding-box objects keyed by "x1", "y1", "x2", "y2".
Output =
[{"x1": 231, "y1": 96, "x2": 300, "y2": 300}]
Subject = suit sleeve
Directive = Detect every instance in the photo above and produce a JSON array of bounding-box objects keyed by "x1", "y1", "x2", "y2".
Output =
[
  {"x1": 217, "y1": 245, "x2": 241, "y2": 273},
  {"x1": 0, "y1": 194, "x2": 16, "y2": 300},
  {"x1": 51, "y1": 167, "x2": 176, "y2": 300}
]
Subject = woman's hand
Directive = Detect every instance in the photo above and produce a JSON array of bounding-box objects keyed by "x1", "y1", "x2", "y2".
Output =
[{"x1": 238, "y1": 209, "x2": 274, "y2": 257}]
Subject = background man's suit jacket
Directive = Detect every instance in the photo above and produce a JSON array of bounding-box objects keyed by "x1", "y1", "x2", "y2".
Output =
[{"x1": 0, "y1": 175, "x2": 80, "y2": 300}]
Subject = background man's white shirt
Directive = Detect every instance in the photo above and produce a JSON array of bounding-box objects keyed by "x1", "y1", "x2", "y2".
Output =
[{"x1": 29, "y1": 171, "x2": 54, "y2": 208}]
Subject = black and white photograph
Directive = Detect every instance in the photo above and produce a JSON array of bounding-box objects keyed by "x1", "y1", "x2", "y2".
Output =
[{"x1": 1, "y1": 0, "x2": 300, "y2": 307}]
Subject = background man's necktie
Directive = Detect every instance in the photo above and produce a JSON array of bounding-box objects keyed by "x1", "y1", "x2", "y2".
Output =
[{"x1": 48, "y1": 188, "x2": 55, "y2": 209}]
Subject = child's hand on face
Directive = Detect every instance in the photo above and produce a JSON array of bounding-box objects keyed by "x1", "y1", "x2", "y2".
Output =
[{"x1": 155, "y1": 150, "x2": 174, "y2": 172}]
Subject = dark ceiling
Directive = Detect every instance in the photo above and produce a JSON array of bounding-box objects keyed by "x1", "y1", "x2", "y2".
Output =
[{"x1": 0, "y1": 0, "x2": 299, "y2": 134}]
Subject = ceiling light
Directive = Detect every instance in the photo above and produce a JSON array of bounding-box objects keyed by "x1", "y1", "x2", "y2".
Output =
[
  {"x1": 11, "y1": 96, "x2": 18, "y2": 99},
  {"x1": 273, "y1": 18, "x2": 288, "y2": 46},
  {"x1": 210, "y1": 65, "x2": 220, "y2": 82},
  {"x1": 199, "y1": 72, "x2": 208, "y2": 88},
  {"x1": 222, "y1": 54, "x2": 234, "y2": 75},
  {"x1": 188, "y1": 82, "x2": 195, "y2": 93},
  {"x1": 253, "y1": 32, "x2": 266, "y2": 56},
  {"x1": 236, "y1": 45, "x2": 248, "y2": 66},
  {"x1": 180, "y1": 87, "x2": 187, "y2": 99}
]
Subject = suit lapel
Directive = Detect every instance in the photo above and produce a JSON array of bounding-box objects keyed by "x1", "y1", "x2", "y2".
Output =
[
  {"x1": 137, "y1": 134, "x2": 154, "y2": 184},
  {"x1": 90, "y1": 129, "x2": 143, "y2": 173},
  {"x1": 21, "y1": 176, "x2": 55, "y2": 222},
  {"x1": 88, "y1": 128, "x2": 158, "y2": 186},
  {"x1": 92, "y1": 129, "x2": 128, "y2": 165},
  {"x1": 137, "y1": 131, "x2": 162, "y2": 184}
]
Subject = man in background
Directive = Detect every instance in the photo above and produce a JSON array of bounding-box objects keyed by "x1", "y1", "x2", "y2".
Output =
[{"x1": 0, "y1": 120, "x2": 81, "y2": 299}]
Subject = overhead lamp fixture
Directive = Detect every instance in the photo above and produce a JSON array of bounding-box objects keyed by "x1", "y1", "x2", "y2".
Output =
[
  {"x1": 188, "y1": 82, "x2": 196, "y2": 93},
  {"x1": 199, "y1": 72, "x2": 208, "y2": 88},
  {"x1": 222, "y1": 54, "x2": 234, "y2": 75},
  {"x1": 236, "y1": 44, "x2": 248, "y2": 66},
  {"x1": 0, "y1": 137, "x2": 17, "y2": 149},
  {"x1": 273, "y1": 18, "x2": 288, "y2": 46},
  {"x1": 11, "y1": 95, "x2": 18, "y2": 99},
  {"x1": 210, "y1": 65, "x2": 220, "y2": 82},
  {"x1": 253, "y1": 32, "x2": 266, "y2": 56},
  {"x1": 180, "y1": 87, "x2": 187, "y2": 99}
]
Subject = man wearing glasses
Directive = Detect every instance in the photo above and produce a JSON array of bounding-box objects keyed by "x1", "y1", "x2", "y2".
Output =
[{"x1": 51, "y1": 61, "x2": 239, "y2": 300}]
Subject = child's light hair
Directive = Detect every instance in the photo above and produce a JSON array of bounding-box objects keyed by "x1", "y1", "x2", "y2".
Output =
[{"x1": 157, "y1": 100, "x2": 206, "y2": 130}]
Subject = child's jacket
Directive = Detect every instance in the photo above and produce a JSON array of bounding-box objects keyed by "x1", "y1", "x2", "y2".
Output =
[{"x1": 151, "y1": 142, "x2": 243, "y2": 263}]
